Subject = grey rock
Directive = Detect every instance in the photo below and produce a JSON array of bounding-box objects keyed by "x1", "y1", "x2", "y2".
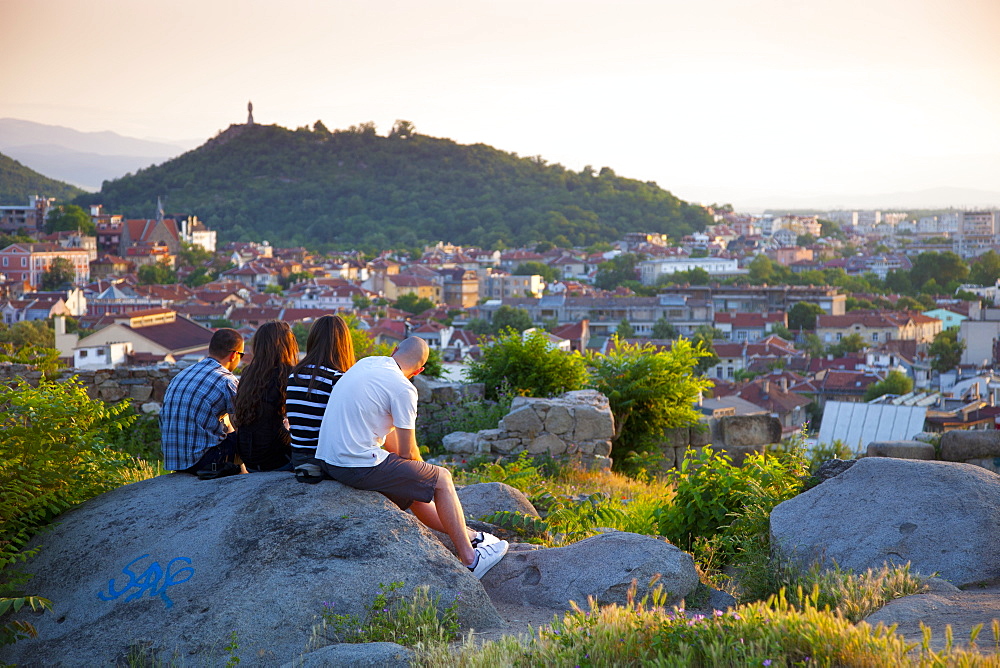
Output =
[
  {"x1": 458, "y1": 482, "x2": 539, "y2": 520},
  {"x1": 866, "y1": 440, "x2": 936, "y2": 460},
  {"x1": 708, "y1": 587, "x2": 738, "y2": 612},
  {"x1": 711, "y1": 443, "x2": 765, "y2": 467},
  {"x1": 442, "y1": 431, "x2": 478, "y2": 454},
  {"x1": 527, "y1": 433, "x2": 566, "y2": 456},
  {"x1": 771, "y1": 457, "x2": 1000, "y2": 587},
  {"x1": 0, "y1": 474, "x2": 502, "y2": 667},
  {"x1": 482, "y1": 532, "x2": 698, "y2": 609},
  {"x1": 719, "y1": 414, "x2": 781, "y2": 447},
  {"x1": 543, "y1": 404, "x2": 574, "y2": 436},
  {"x1": 500, "y1": 405, "x2": 544, "y2": 438},
  {"x1": 573, "y1": 404, "x2": 615, "y2": 442},
  {"x1": 940, "y1": 430, "x2": 1000, "y2": 462},
  {"x1": 811, "y1": 458, "x2": 857, "y2": 483},
  {"x1": 283, "y1": 642, "x2": 414, "y2": 668}
]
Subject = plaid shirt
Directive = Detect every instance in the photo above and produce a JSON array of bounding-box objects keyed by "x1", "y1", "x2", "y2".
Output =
[{"x1": 160, "y1": 357, "x2": 239, "y2": 470}]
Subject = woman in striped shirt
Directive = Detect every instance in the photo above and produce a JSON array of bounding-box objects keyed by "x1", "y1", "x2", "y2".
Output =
[{"x1": 285, "y1": 314, "x2": 356, "y2": 475}]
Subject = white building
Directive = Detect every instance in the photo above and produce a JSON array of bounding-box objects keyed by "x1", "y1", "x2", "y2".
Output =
[
  {"x1": 74, "y1": 341, "x2": 133, "y2": 369},
  {"x1": 639, "y1": 257, "x2": 739, "y2": 286}
]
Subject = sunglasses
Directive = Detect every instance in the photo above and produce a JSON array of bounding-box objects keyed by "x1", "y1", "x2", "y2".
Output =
[{"x1": 231, "y1": 350, "x2": 245, "y2": 358}]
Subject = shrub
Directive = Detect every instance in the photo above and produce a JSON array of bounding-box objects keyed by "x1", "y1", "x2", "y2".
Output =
[
  {"x1": 464, "y1": 329, "x2": 588, "y2": 401},
  {"x1": 587, "y1": 336, "x2": 711, "y2": 466},
  {"x1": 417, "y1": 384, "x2": 514, "y2": 453},
  {"x1": 0, "y1": 378, "x2": 158, "y2": 643}
]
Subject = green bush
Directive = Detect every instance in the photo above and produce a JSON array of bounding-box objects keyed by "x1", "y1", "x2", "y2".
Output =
[
  {"x1": 0, "y1": 378, "x2": 158, "y2": 644},
  {"x1": 417, "y1": 384, "x2": 514, "y2": 453},
  {"x1": 587, "y1": 336, "x2": 711, "y2": 466},
  {"x1": 464, "y1": 329, "x2": 589, "y2": 401}
]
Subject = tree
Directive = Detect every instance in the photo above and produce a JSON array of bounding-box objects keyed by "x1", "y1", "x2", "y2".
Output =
[
  {"x1": 863, "y1": 369, "x2": 914, "y2": 402},
  {"x1": 801, "y1": 333, "x2": 824, "y2": 358},
  {"x1": 826, "y1": 333, "x2": 866, "y2": 357},
  {"x1": 691, "y1": 326, "x2": 722, "y2": 375},
  {"x1": 594, "y1": 254, "x2": 643, "y2": 290},
  {"x1": 616, "y1": 318, "x2": 635, "y2": 338},
  {"x1": 929, "y1": 328, "x2": 965, "y2": 373},
  {"x1": 895, "y1": 296, "x2": 925, "y2": 311},
  {"x1": 137, "y1": 262, "x2": 177, "y2": 285},
  {"x1": 464, "y1": 329, "x2": 589, "y2": 401},
  {"x1": 352, "y1": 294, "x2": 372, "y2": 310},
  {"x1": 45, "y1": 204, "x2": 95, "y2": 235},
  {"x1": 788, "y1": 302, "x2": 825, "y2": 330},
  {"x1": 588, "y1": 337, "x2": 712, "y2": 467},
  {"x1": 40, "y1": 257, "x2": 75, "y2": 289},
  {"x1": 0, "y1": 320, "x2": 54, "y2": 348},
  {"x1": 513, "y1": 261, "x2": 559, "y2": 284},
  {"x1": 910, "y1": 251, "x2": 969, "y2": 292},
  {"x1": 970, "y1": 251, "x2": 1000, "y2": 287},
  {"x1": 183, "y1": 267, "x2": 213, "y2": 287},
  {"x1": 748, "y1": 254, "x2": 776, "y2": 284},
  {"x1": 490, "y1": 305, "x2": 534, "y2": 334},
  {"x1": 651, "y1": 317, "x2": 678, "y2": 339},
  {"x1": 394, "y1": 293, "x2": 435, "y2": 315},
  {"x1": 389, "y1": 119, "x2": 415, "y2": 139}
]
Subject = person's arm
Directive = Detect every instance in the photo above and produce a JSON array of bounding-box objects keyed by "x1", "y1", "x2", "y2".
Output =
[{"x1": 392, "y1": 427, "x2": 423, "y2": 462}]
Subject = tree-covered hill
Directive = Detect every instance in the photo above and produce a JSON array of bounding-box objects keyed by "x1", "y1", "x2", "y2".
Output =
[
  {"x1": 77, "y1": 122, "x2": 711, "y2": 250},
  {"x1": 0, "y1": 151, "x2": 85, "y2": 204}
]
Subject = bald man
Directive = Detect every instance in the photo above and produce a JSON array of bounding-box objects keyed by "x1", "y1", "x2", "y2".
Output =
[{"x1": 315, "y1": 337, "x2": 508, "y2": 579}]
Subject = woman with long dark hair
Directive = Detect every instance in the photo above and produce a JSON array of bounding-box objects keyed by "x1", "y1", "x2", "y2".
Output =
[
  {"x1": 285, "y1": 314, "x2": 356, "y2": 478},
  {"x1": 233, "y1": 320, "x2": 299, "y2": 471}
]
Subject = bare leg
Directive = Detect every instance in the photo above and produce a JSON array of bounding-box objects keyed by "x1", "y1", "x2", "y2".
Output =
[
  {"x1": 414, "y1": 467, "x2": 476, "y2": 565},
  {"x1": 411, "y1": 501, "x2": 477, "y2": 541}
]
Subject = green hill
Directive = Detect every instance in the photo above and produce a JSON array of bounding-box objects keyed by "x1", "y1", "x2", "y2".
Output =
[
  {"x1": 0, "y1": 151, "x2": 85, "y2": 204},
  {"x1": 77, "y1": 122, "x2": 711, "y2": 250}
]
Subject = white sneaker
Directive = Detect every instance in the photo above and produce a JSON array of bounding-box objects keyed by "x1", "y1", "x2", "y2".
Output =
[
  {"x1": 468, "y1": 540, "x2": 508, "y2": 579},
  {"x1": 471, "y1": 531, "x2": 501, "y2": 548}
]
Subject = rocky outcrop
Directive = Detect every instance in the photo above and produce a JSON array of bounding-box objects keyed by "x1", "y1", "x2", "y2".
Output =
[
  {"x1": 771, "y1": 457, "x2": 1000, "y2": 587},
  {"x1": 442, "y1": 390, "x2": 615, "y2": 470},
  {"x1": 0, "y1": 473, "x2": 502, "y2": 667},
  {"x1": 482, "y1": 532, "x2": 699, "y2": 610},
  {"x1": 457, "y1": 482, "x2": 539, "y2": 520}
]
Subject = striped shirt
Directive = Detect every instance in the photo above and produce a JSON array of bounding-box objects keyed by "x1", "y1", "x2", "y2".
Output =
[
  {"x1": 160, "y1": 357, "x2": 239, "y2": 471},
  {"x1": 286, "y1": 364, "x2": 344, "y2": 460}
]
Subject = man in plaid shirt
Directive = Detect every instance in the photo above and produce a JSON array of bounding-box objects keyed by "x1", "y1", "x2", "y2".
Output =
[{"x1": 160, "y1": 328, "x2": 245, "y2": 473}]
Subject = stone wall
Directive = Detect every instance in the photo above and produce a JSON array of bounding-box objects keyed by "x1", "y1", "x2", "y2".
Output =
[
  {"x1": 0, "y1": 362, "x2": 181, "y2": 410},
  {"x1": 440, "y1": 390, "x2": 616, "y2": 470},
  {"x1": 659, "y1": 414, "x2": 784, "y2": 468},
  {"x1": 867, "y1": 432, "x2": 1000, "y2": 475}
]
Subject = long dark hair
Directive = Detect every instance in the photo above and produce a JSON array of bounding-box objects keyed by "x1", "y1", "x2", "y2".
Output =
[
  {"x1": 290, "y1": 314, "x2": 356, "y2": 397},
  {"x1": 233, "y1": 320, "x2": 299, "y2": 426}
]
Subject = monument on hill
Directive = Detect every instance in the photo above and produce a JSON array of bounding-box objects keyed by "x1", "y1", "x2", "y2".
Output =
[{"x1": 247, "y1": 100, "x2": 254, "y2": 125}]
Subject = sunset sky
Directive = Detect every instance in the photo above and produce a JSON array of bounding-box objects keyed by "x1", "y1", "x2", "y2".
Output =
[{"x1": 3, "y1": 0, "x2": 1000, "y2": 208}]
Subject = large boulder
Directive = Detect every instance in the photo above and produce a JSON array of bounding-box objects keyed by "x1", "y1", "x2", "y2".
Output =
[
  {"x1": 457, "y1": 482, "x2": 540, "y2": 520},
  {"x1": 482, "y1": 532, "x2": 699, "y2": 609},
  {"x1": 771, "y1": 457, "x2": 1000, "y2": 587},
  {"x1": 0, "y1": 473, "x2": 502, "y2": 667}
]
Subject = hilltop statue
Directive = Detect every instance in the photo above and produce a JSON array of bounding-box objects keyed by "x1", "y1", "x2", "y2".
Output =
[{"x1": 247, "y1": 101, "x2": 254, "y2": 125}]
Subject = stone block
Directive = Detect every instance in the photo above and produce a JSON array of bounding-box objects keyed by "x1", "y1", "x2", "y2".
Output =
[
  {"x1": 492, "y1": 438, "x2": 522, "y2": 454},
  {"x1": 528, "y1": 433, "x2": 567, "y2": 455},
  {"x1": 443, "y1": 432, "x2": 478, "y2": 454},
  {"x1": 500, "y1": 405, "x2": 544, "y2": 438},
  {"x1": 866, "y1": 441, "x2": 936, "y2": 460},
  {"x1": 140, "y1": 402, "x2": 161, "y2": 415},
  {"x1": 573, "y1": 405, "x2": 615, "y2": 441},
  {"x1": 662, "y1": 427, "x2": 690, "y2": 449},
  {"x1": 128, "y1": 385, "x2": 153, "y2": 402},
  {"x1": 719, "y1": 415, "x2": 781, "y2": 447},
  {"x1": 689, "y1": 420, "x2": 712, "y2": 447},
  {"x1": 544, "y1": 405, "x2": 574, "y2": 435},
  {"x1": 939, "y1": 430, "x2": 1000, "y2": 462},
  {"x1": 459, "y1": 383, "x2": 485, "y2": 401}
]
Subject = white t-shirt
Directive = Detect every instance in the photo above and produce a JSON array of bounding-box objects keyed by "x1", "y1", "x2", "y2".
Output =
[{"x1": 315, "y1": 356, "x2": 418, "y2": 467}]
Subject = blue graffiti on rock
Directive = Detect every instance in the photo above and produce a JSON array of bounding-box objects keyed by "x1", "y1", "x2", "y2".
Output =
[{"x1": 98, "y1": 554, "x2": 194, "y2": 608}]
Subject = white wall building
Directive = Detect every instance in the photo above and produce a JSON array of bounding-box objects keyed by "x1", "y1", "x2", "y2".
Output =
[{"x1": 639, "y1": 257, "x2": 739, "y2": 285}]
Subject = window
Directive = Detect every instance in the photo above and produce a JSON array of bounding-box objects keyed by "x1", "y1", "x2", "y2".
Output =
[
  {"x1": 20, "y1": 257, "x2": 26, "y2": 267},
  {"x1": 836, "y1": 333, "x2": 842, "y2": 341},
  {"x1": 727, "y1": 367, "x2": 735, "y2": 378},
  {"x1": 737, "y1": 331, "x2": 747, "y2": 341},
  {"x1": 80, "y1": 350, "x2": 88, "y2": 358},
  {"x1": 1, "y1": 257, "x2": 6, "y2": 266},
  {"x1": 872, "y1": 333, "x2": 879, "y2": 341}
]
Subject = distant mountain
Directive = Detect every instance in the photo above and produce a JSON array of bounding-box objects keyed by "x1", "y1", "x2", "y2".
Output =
[
  {"x1": 0, "y1": 151, "x2": 85, "y2": 204},
  {"x1": 76, "y1": 122, "x2": 712, "y2": 250},
  {"x1": 0, "y1": 119, "x2": 197, "y2": 191}
]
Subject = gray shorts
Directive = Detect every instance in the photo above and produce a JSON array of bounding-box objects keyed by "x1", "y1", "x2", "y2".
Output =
[{"x1": 319, "y1": 453, "x2": 440, "y2": 510}]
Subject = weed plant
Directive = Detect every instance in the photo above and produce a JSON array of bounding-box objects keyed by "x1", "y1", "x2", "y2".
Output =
[
  {"x1": 312, "y1": 582, "x2": 460, "y2": 649},
  {"x1": 419, "y1": 583, "x2": 997, "y2": 667}
]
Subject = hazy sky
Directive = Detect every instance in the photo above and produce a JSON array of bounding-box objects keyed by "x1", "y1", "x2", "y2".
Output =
[{"x1": 3, "y1": 0, "x2": 1000, "y2": 208}]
